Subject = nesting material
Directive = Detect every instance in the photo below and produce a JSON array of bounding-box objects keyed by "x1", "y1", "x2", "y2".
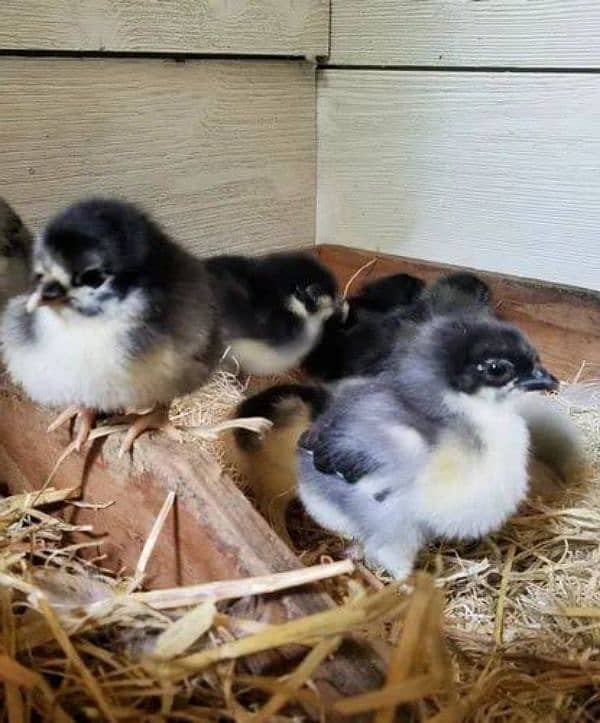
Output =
[
  {"x1": 0, "y1": 484, "x2": 450, "y2": 720},
  {"x1": 169, "y1": 368, "x2": 249, "y2": 478}
]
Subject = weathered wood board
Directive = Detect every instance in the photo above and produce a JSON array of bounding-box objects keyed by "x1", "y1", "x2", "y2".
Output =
[
  {"x1": 330, "y1": 1, "x2": 600, "y2": 68},
  {"x1": 317, "y1": 70, "x2": 600, "y2": 291},
  {"x1": 1, "y1": 57, "x2": 316, "y2": 257},
  {"x1": 0, "y1": 1, "x2": 330, "y2": 58}
]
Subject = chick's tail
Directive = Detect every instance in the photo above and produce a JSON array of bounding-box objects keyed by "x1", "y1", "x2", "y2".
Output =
[
  {"x1": 225, "y1": 384, "x2": 329, "y2": 547},
  {"x1": 515, "y1": 393, "x2": 589, "y2": 499}
]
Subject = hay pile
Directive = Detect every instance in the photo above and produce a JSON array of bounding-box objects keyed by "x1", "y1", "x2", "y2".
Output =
[
  {"x1": 0, "y1": 486, "x2": 453, "y2": 720},
  {"x1": 2, "y1": 374, "x2": 599, "y2": 720}
]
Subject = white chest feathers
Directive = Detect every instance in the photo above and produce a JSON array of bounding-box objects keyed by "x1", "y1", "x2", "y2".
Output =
[
  {"x1": 2, "y1": 302, "x2": 186, "y2": 412},
  {"x1": 228, "y1": 301, "x2": 329, "y2": 375},
  {"x1": 414, "y1": 392, "x2": 530, "y2": 539}
]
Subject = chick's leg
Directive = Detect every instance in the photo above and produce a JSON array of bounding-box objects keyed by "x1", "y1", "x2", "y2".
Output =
[
  {"x1": 118, "y1": 405, "x2": 181, "y2": 458},
  {"x1": 364, "y1": 529, "x2": 421, "y2": 581},
  {"x1": 47, "y1": 406, "x2": 97, "y2": 452}
]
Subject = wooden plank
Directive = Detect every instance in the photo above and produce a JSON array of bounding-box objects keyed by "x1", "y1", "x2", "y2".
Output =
[
  {"x1": 317, "y1": 244, "x2": 600, "y2": 382},
  {"x1": 330, "y1": 1, "x2": 600, "y2": 68},
  {"x1": 0, "y1": 1, "x2": 329, "y2": 58},
  {"x1": 317, "y1": 70, "x2": 600, "y2": 291},
  {"x1": 0, "y1": 57, "x2": 316, "y2": 257},
  {"x1": 0, "y1": 377, "x2": 384, "y2": 712}
]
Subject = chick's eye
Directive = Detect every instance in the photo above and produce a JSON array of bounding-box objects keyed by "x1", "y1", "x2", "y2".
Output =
[
  {"x1": 74, "y1": 268, "x2": 107, "y2": 288},
  {"x1": 477, "y1": 358, "x2": 516, "y2": 384}
]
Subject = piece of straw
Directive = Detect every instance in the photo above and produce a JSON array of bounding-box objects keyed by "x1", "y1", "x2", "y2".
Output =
[
  {"x1": 333, "y1": 674, "x2": 440, "y2": 715},
  {"x1": 252, "y1": 635, "x2": 342, "y2": 722},
  {"x1": 0, "y1": 653, "x2": 73, "y2": 723},
  {"x1": 493, "y1": 543, "x2": 516, "y2": 646},
  {"x1": 0, "y1": 486, "x2": 80, "y2": 516},
  {"x1": 343, "y1": 257, "x2": 377, "y2": 298},
  {"x1": 151, "y1": 601, "x2": 216, "y2": 661},
  {"x1": 159, "y1": 584, "x2": 403, "y2": 679},
  {"x1": 375, "y1": 572, "x2": 435, "y2": 723},
  {"x1": 35, "y1": 597, "x2": 115, "y2": 722},
  {"x1": 132, "y1": 558, "x2": 354, "y2": 610},
  {"x1": 126, "y1": 491, "x2": 175, "y2": 593}
]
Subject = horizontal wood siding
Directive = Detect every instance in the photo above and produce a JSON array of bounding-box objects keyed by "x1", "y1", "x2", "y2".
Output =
[
  {"x1": 317, "y1": 70, "x2": 600, "y2": 291},
  {"x1": 1, "y1": 58, "x2": 316, "y2": 257},
  {"x1": 330, "y1": 1, "x2": 600, "y2": 68},
  {"x1": 0, "y1": 1, "x2": 329, "y2": 57}
]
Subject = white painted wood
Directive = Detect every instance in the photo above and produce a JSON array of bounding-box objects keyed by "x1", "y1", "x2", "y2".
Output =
[
  {"x1": 317, "y1": 70, "x2": 600, "y2": 291},
  {"x1": 0, "y1": 58, "x2": 316, "y2": 257},
  {"x1": 0, "y1": 1, "x2": 329, "y2": 58},
  {"x1": 331, "y1": 1, "x2": 600, "y2": 68}
]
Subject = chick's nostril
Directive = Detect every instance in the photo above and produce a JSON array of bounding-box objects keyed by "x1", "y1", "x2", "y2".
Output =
[{"x1": 40, "y1": 280, "x2": 66, "y2": 300}]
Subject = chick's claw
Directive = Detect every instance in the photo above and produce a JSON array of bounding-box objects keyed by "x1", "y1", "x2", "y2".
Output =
[
  {"x1": 47, "y1": 406, "x2": 98, "y2": 452},
  {"x1": 47, "y1": 405, "x2": 79, "y2": 433},
  {"x1": 118, "y1": 406, "x2": 182, "y2": 458}
]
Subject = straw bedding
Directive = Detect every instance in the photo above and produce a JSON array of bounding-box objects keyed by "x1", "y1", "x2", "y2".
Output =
[{"x1": 1, "y1": 369, "x2": 599, "y2": 721}]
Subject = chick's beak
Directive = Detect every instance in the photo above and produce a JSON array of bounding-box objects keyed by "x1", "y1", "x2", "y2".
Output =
[
  {"x1": 515, "y1": 365, "x2": 559, "y2": 392},
  {"x1": 26, "y1": 280, "x2": 67, "y2": 313}
]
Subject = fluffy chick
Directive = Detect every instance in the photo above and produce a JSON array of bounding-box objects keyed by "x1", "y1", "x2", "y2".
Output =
[
  {"x1": 344, "y1": 271, "x2": 425, "y2": 325},
  {"x1": 205, "y1": 252, "x2": 343, "y2": 375},
  {"x1": 1, "y1": 198, "x2": 221, "y2": 454},
  {"x1": 303, "y1": 271, "x2": 492, "y2": 380},
  {"x1": 226, "y1": 384, "x2": 328, "y2": 546},
  {"x1": 0, "y1": 198, "x2": 34, "y2": 307},
  {"x1": 235, "y1": 314, "x2": 562, "y2": 576}
]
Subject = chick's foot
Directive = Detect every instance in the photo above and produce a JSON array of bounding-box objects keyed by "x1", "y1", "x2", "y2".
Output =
[
  {"x1": 47, "y1": 406, "x2": 98, "y2": 452},
  {"x1": 118, "y1": 405, "x2": 181, "y2": 458}
]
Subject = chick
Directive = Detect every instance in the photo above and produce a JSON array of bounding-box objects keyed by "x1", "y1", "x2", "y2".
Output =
[
  {"x1": 1, "y1": 198, "x2": 222, "y2": 454},
  {"x1": 303, "y1": 271, "x2": 492, "y2": 381},
  {"x1": 234, "y1": 314, "x2": 560, "y2": 576},
  {"x1": 344, "y1": 271, "x2": 425, "y2": 325},
  {"x1": 0, "y1": 198, "x2": 34, "y2": 307},
  {"x1": 205, "y1": 252, "x2": 343, "y2": 375},
  {"x1": 227, "y1": 383, "x2": 328, "y2": 545}
]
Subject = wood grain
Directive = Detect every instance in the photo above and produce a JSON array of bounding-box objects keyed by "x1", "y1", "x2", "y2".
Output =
[
  {"x1": 317, "y1": 244, "x2": 600, "y2": 382},
  {"x1": 0, "y1": 57, "x2": 315, "y2": 257},
  {"x1": 317, "y1": 70, "x2": 600, "y2": 291},
  {"x1": 0, "y1": 0, "x2": 329, "y2": 58},
  {"x1": 0, "y1": 378, "x2": 384, "y2": 711},
  {"x1": 330, "y1": 1, "x2": 600, "y2": 67}
]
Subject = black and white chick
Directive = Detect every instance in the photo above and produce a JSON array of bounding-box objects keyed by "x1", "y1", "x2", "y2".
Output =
[
  {"x1": 0, "y1": 198, "x2": 34, "y2": 307},
  {"x1": 205, "y1": 251, "x2": 344, "y2": 375},
  {"x1": 1, "y1": 198, "x2": 222, "y2": 454},
  {"x1": 302, "y1": 270, "x2": 493, "y2": 380},
  {"x1": 301, "y1": 272, "x2": 424, "y2": 380},
  {"x1": 234, "y1": 313, "x2": 559, "y2": 576},
  {"x1": 344, "y1": 271, "x2": 426, "y2": 325}
]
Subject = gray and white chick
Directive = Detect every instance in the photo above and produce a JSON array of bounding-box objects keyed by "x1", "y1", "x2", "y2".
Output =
[
  {"x1": 235, "y1": 314, "x2": 558, "y2": 576},
  {"x1": 1, "y1": 198, "x2": 221, "y2": 454},
  {"x1": 205, "y1": 252, "x2": 343, "y2": 375},
  {"x1": 0, "y1": 198, "x2": 34, "y2": 307}
]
